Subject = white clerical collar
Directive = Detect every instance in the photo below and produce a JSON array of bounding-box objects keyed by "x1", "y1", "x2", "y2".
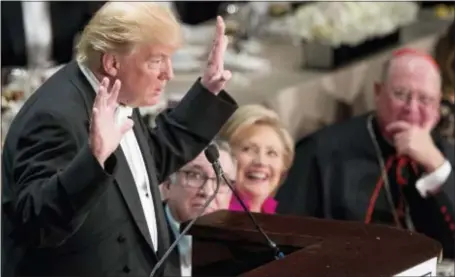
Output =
[
  {"x1": 77, "y1": 62, "x2": 132, "y2": 117},
  {"x1": 164, "y1": 204, "x2": 192, "y2": 263}
]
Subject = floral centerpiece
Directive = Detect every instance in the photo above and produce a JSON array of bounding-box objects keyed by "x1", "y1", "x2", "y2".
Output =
[
  {"x1": 292, "y1": 2, "x2": 419, "y2": 68},
  {"x1": 293, "y1": 2, "x2": 419, "y2": 47}
]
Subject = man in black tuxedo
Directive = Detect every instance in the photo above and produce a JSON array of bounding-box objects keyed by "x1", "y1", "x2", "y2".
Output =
[
  {"x1": 2, "y1": 2, "x2": 236, "y2": 277},
  {"x1": 161, "y1": 139, "x2": 236, "y2": 276}
]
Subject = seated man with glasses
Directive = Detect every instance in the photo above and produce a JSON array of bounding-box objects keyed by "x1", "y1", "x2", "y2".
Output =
[
  {"x1": 161, "y1": 139, "x2": 237, "y2": 276},
  {"x1": 277, "y1": 48, "x2": 455, "y2": 259}
]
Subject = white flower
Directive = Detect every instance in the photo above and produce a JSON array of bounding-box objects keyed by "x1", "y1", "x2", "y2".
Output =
[{"x1": 293, "y1": 2, "x2": 419, "y2": 47}]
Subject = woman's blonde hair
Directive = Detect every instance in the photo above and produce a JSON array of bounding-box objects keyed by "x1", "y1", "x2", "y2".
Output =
[
  {"x1": 75, "y1": 2, "x2": 183, "y2": 68},
  {"x1": 219, "y1": 104, "x2": 295, "y2": 170}
]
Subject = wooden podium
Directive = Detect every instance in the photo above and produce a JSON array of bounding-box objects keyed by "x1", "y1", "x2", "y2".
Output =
[{"x1": 184, "y1": 211, "x2": 442, "y2": 277}]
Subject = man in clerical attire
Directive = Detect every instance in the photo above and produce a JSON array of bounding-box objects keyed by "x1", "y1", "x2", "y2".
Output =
[{"x1": 276, "y1": 48, "x2": 455, "y2": 259}]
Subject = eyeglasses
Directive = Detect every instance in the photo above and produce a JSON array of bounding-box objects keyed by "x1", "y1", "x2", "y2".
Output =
[
  {"x1": 177, "y1": 170, "x2": 234, "y2": 194},
  {"x1": 389, "y1": 89, "x2": 438, "y2": 107}
]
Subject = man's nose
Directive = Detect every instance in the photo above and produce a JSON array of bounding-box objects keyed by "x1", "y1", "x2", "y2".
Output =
[
  {"x1": 404, "y1": 97, "x2": 419, "y2": 114},
  {"x1": 158, "y1": 59, "x2": 174, "y2": 81},
  {"x1": 164, "y1": 59, "x2": 174, "y2": 80},
  {"x1": 199, "y1": 179, "x2": 216, "y2": 197}
]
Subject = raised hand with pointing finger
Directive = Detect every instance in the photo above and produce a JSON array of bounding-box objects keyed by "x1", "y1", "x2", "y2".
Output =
[{"x1": 89, "y1": 77, "x2": 134, "y2": 167}]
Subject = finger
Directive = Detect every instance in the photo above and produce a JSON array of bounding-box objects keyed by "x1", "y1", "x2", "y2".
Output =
[
  {"x1": 386, "y1": 121, "x2": 411, "y2": 135},
  {"x1": 394, "y1": 138, "x2": 406, "y2": 155},
  {"x1": 90, "y1": 107, "x2": 99, "y2": 130},
  {"x1": 216, "y1": 16, "x2": 226, "y2": 43},
  {"x1": 206, "y1": 70, "x2": 231, "y2": 91},
  {"x1": 99, "y1": 77, "x2": 110, "y2": 98},
  {"x1": 208, "y1": 17, "x2": 225, "y2": 69},
  {"x1": 119, "y1": 118, "x2": 134, "y2": 135},
  {"x1": 214, "y1": 35, "x2": 228, "y2": 71},
  {"x1": 207, "y1": 38, "x2": 219, "y2": 69},
  {"x1": 209, "y1": 71, "x2": 223, "y2": 83},
  {"x1": 393, "y1": 133, "x2": 410, "y2": 155},
  {"x1": 94, "y1": 78, "x2": 107, "y2": 107},
  {"x1": 221, "y1": 70, "x2": 232, "y2": 82},
  {"x1": 108, "y1": 79, "x2": 121, "y2": 106},
  {"x1": 96, "y1": 77, "x2": 110, "y2": 108},
  {"x1": 393, "y1": 132, "x2": 407, "y2": 145}
]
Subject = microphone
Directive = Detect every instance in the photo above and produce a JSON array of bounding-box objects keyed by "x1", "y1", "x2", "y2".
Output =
[
  {"x1": 148, "y1": 152, "x2": 223, "y2": 277},
  {"x1": 204, "y1": 144, "x2": 285, "y2": 260}
]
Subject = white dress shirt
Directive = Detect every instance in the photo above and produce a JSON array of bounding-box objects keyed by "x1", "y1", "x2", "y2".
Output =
[
  {"x1": 416, "y1": 160, "x2": 452, "y2": 198},
  {"x1": 78, "y1": 63, "x2": 158, "y2": 252},
  {"x1": 165, "y1": 204, "x2": 192, "y2": 277},
  {"x1": 21, "y1": 1, "x2": 53, "y2": 67}
]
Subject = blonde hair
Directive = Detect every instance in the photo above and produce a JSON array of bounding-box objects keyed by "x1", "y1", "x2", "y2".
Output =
[
  {"x1": 219, "y1": 104, "x2": 295, "y2": 170},
  {"x1": 76, "y1": 2, "x2": 183, "y2": 67}
]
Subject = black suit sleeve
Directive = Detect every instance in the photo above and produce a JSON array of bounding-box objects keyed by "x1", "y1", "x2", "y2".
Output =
[
  {"x1": 403, "y1": 140, "x2": 455, "y2": 258},
  {"x1": 424, "y1": 141, "x2": 455, "y2": 225},
  {"x1": 423, "y1": 142, "x2": 455, "y2": 258},
  {"x1": 146, "y1": 79, "x2": 237, "y2": 183},
  {"x1": 10, "y1": 112, "x2": 116, "y2": 247},
  {"x1": 276, "y1": 136, "x2": 324, "y2": 217}
]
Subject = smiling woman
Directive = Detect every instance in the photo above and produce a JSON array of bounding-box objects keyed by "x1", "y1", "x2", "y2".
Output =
[{"x1": 219, "y1": 104, "x2": 294, "y2": 214}]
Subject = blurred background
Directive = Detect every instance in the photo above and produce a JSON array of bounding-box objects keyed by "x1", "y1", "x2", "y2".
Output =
[{"x1": 1, "y1": 1, "x2": 454, "y2": 145}]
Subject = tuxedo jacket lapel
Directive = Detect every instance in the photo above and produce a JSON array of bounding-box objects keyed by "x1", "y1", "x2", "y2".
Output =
[
  {"x1": 132, "y1": 110, "x2": 170, "y2": 258},
  {"x1": 111, "y1": 146, "x2": 157, "y2": 254}
]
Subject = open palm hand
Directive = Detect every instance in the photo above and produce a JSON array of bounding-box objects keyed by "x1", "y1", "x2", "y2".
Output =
[{"x1": 89, "y1": 78, "x2": 133, "y2": 166}]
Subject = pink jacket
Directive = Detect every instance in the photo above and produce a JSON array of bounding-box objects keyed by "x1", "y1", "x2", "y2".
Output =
[{"x1": 228, "y1": 194, "x2": 278, "y2": 214}]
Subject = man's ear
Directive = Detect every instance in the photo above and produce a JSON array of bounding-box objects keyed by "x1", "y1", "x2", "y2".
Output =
[
  {"x1": 101, "y1": 53, "x2": 119, "y2": 77},
  {"x1": 160, "y1": 180, "x2": 171, "y2": 200}
]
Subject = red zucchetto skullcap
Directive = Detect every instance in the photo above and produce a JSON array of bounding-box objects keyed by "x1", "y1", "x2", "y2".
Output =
[{"x1": 392, "y1": 48, "x2": 440, "y2": 71}]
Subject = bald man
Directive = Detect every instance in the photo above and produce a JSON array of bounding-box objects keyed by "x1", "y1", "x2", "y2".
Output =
[{"x1": 276, "y1": 48, "x2": 455, "y2": 258}]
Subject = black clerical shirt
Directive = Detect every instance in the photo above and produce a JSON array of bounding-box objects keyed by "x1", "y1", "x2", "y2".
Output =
[{"x1": 276, "y1": 113, "x2": 455, "y2": 258}]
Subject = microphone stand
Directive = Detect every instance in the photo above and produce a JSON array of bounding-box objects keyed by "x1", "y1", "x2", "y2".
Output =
[
  {"x1": 148, "y1": 174, "x2": 222, "y2": 277},
  {"x1": 211, "y1": 160, "x2": 285, "y2": 261}
]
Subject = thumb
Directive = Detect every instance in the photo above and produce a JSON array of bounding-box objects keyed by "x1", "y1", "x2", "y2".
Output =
[
  {"x1": 209, "y1": 71, "x2": 223, "y2": 82},
  {"x1": 119, "y1": 118, "x2": 134, "y2": 136},
  {"x1": 222, "y1": 70, "x2": 232, "y2": 82}
]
